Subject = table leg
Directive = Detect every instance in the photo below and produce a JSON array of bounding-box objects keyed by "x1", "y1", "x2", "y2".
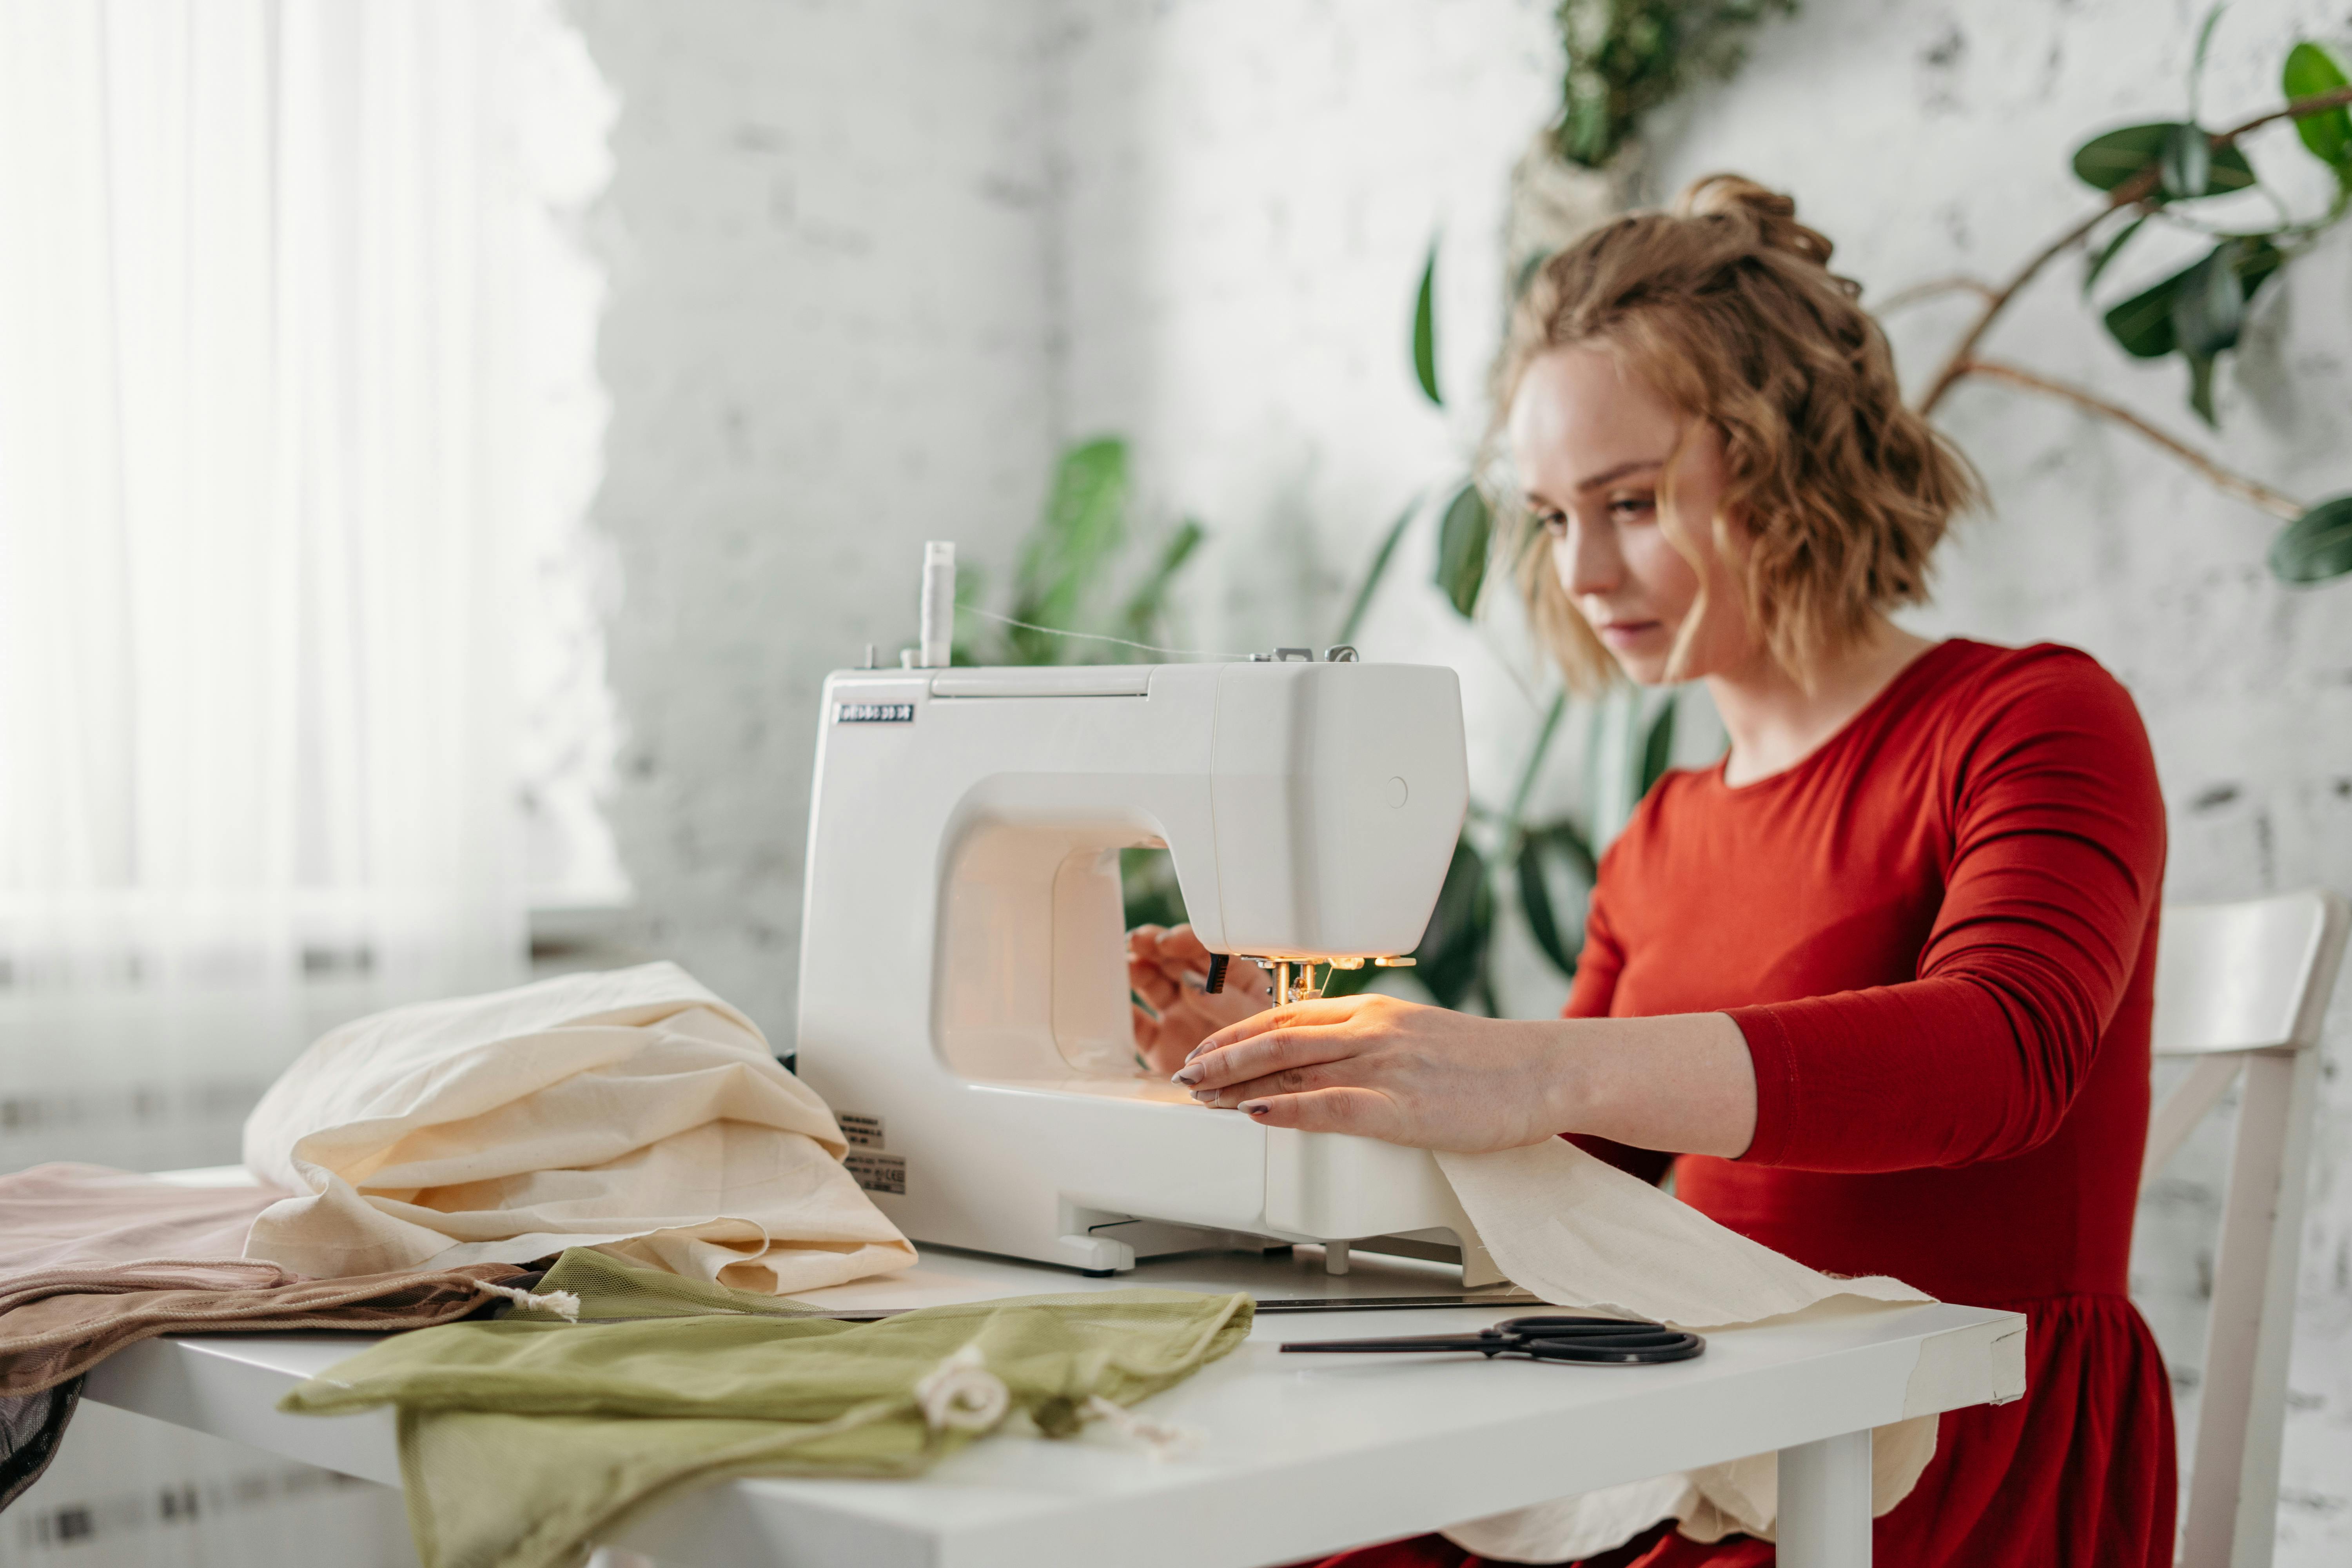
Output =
[{"x1": 1777, "y1": 1428, "x2": 1871, "y2": 1567}]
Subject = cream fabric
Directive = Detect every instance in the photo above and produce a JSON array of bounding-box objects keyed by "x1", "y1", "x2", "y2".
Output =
[
  {"x1": 1434, "y1": 1139, "x2": 1938, "y2": 1563},
  {"x1": 242, "y1": 964, "x2": 915, "y2": 1294}
]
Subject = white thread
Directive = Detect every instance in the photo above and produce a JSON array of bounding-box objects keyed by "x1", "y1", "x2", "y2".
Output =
[
  {"x1": 474, "y1": 1280, "x2": 583, "y2": 1322},
  {"x1": 960, "y1": 606, "x2": 1250, "y2": 662},
  {"x1": 915, "y1": 1342, "x2": 1011, "y2": 1433},
  {"x1": 1082, "y1": 1394, "x2": 1203, "y2": 1461}
]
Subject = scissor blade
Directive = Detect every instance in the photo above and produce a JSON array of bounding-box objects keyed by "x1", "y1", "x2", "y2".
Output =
[{"x1": 1278, "y1": 1335, "x2": 1498, "y2": 1354}]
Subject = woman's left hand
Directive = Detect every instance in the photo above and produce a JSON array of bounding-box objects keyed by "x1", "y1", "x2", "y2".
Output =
[{"x1": 1170, "y1": 994, "x2": 1573, "y2": 1152}]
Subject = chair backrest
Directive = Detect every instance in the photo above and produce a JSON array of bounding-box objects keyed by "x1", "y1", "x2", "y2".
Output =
[{"x1": 2141, "y1": 889, "x2": 2350, "y2": 1568}]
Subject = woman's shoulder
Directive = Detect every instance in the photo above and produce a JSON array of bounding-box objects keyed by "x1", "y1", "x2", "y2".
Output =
[{"x1": 1916, "y1": 637, "x2": 2149, "y2": 745}]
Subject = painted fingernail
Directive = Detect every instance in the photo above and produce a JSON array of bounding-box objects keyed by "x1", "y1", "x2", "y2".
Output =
[
  {"x1": 1171, "y1": 1065, "x2": 1201, "y2": 1085},
  {"x1": 1191, "y1": 1089, "x2": 1218, "y2": 1104},
  {"x1": 1240, "y1": 1100, "x2": 1270, "y2": 1118}
]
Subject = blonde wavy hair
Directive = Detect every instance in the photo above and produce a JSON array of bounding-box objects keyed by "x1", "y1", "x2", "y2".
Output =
[{"x1": 1494, "y1": 174, "x2": 1981, "y2": 692}]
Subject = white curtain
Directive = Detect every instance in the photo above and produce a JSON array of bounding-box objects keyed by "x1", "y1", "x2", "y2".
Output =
[{"x1": 0, "y1": 1, "x2": 603, "y2": 1093}]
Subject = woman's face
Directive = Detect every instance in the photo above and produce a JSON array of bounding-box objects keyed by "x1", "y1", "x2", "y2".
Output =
[{"x1": 1506, "y1": 345, "x2": 1753, "y2": 686}]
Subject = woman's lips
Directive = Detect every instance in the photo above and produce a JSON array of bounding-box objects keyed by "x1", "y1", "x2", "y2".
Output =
[{"x1": 1598, "y1": 619, "x2": 1663, "y2": 649}]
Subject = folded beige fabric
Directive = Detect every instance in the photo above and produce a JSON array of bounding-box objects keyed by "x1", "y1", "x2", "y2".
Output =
[
  {"x1": 0, "y1": 1163, "x2": 289, "y2": 1270},
  {"x1": 241, "y1": 963, "x2": 916, "y2": 1293},
  {"x1": 1432, "y1": 1139, "x2": 1940, "y2": 1563}
]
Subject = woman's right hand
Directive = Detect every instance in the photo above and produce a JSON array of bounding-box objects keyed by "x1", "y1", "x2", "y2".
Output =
[{"x1": 1128, "y1": 924, "x2": 1269, "y2": 1078}]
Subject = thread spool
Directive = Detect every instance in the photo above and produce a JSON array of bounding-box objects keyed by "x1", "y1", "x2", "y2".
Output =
[{"x1": 918, "y1": 541, "x2": 955, "y2": 668}]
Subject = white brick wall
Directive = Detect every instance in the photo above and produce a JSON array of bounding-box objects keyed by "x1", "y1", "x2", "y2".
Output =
[
  {"x1": 576, "y1": 0, "x2": 2352, "y2": 1553},
  {"x1": 567, "y1": 0, "x2": 1063, "y2": 1037}
]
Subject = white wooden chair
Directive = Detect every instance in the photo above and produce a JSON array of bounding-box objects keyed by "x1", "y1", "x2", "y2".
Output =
[{"x1": 2139, "y1": 889, "x2": 2350, "y2": 1568}]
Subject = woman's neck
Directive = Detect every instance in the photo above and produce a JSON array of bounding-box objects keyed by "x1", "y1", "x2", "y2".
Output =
[{"x1": 1704, "y1": 617, "x2": 1936, "y2": 788}]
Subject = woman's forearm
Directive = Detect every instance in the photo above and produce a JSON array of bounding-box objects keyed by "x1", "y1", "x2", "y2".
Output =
[{"x1": 1531, "y1": 1012, "x2": 1757, "y2": 1159}]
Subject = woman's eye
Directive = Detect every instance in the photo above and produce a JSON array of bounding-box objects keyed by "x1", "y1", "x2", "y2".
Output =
[
  {"x1": 1608, "y1": 495, "x2": 1655, "y2": 522},
  {"x1": 1536, "y1": 510, "x2": 1569, "y2": 536}
]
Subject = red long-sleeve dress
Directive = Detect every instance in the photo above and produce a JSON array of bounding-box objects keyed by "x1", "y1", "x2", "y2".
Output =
[{"x1": 1310, "y1": 638, "x2": 2177, "y2": 1568}]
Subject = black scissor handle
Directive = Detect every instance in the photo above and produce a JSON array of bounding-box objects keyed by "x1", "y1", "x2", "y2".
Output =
[{"x1": 1280, "y1": 1314, "x2": 1705, "y2": 1365}]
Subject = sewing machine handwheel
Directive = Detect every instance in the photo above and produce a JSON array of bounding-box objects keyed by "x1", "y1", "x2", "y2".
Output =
[{"x1": 1204, "y1": 953, "x2": 1230, "y2": 995}]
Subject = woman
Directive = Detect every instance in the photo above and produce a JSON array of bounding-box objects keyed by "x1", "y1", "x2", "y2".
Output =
[{"x1": 1126, "y1": 175, "x2": 2174, "y2": 1566}]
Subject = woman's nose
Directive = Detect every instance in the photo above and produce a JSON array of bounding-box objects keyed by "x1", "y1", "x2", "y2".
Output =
[{"x1": 1555, "y1": 517, "x2": 1619, "y2": 599}]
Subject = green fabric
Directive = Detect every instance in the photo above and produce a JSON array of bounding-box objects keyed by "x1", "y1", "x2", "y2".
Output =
[{"x1": 281, "y1": 1249, "x2": 1253, "y2": 1568}]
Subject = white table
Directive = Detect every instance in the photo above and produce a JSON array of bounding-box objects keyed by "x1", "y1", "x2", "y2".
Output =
[{"x1": 84, "y1": 1230, "x2": 2025, "y2": 1568}]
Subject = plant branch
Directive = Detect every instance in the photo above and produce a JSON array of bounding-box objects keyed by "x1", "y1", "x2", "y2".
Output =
[
  {"x1": 1954, "y1": 358, "x2": 2305, "y2": 520},
  {"x1": 1916, "y1": 83, "x2": 2352, "y2": 415},
  {"x1": 1874, "y1": 275, "x2": 1999, "y2": 314}
]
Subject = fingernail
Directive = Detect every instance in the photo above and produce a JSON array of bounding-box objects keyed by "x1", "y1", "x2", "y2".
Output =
[
  {"x1": 1240, "y1": 1100, "x2": 1270, "y2": 1118},
  {"x1": 1190, "y1": 1089, "x2": 1218, "y2": 1104},
  {"x1": 1171, "y1": 1065, "x2": 1201, "y2": 1085}
]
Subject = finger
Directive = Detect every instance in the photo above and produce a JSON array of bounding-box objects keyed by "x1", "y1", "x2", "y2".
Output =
[
  {"x1": 1177, "y1": 1010, "x2": 1364, "y2": 1089},
  {"x1": 1232, "y1": 1087, "x2": 1396, "y2": 1138},
  {"x1": 1158, "y1": 924, "x2": 1214, "y2": 970},
  {"x1": 1187, "y1": 995, "x2": 1359, "y2": 1061},
  {"x1": 1188, "y1": 1060, "x2": 1341, "y2": 1107},
  {"x1": 1127, "y1": 955, "x2": 1181, "y2": 1012}
]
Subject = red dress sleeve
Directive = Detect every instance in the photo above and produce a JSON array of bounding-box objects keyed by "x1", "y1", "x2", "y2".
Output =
[
  {"x1": 1562, "y1": 871, "x2": 1677, "y2": 1185},
  {"x1": 1728, "y1": 654, "x2": 2166, "y2": 1172}
]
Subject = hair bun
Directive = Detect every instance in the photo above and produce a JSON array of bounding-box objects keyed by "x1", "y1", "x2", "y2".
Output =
[{"x1": 1673, "y1": 174, "x2": 1835, "y2": 269}]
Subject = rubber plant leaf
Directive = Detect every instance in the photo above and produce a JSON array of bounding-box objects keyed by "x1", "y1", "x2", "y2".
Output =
[
  {"x1": 2284, "y1": 41, "x2": 2352, "y2": 175},
  {"x1": 2071, "y1": 123, "x2": 2254, "y2": 200},
  {"x1": 1410, "y1": 837, "x2": 1494, "y2": 1010},
  {"x1": 2160, "y1": 121, "x2": 2211, "y2": 199},
  {"x1": 1435, "y1": 482, "x2": 1493, "y2": 619},
  {"x1": 1515, "y1": 829, "x2": 1583, "y2": 980},
  {"x1": 2267, "y1": 495, "x2": 2352, "y2": 584},
  {"x1": 1413, "y1": 243, "x2": 1441, "y2": 407},
  {"x1": 2103, "y1": 238, "x2": 2282, "y2": 359}
]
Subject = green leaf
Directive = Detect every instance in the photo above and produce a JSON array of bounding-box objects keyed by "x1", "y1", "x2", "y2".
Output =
[
  {"x1": 2083, "y1": 213, "x2": 2150, "y2": 295},
  {"x1": 2160, "y1": 121, "x2": 2211, "y2": 199},
  {"x1": 1411, "y1": 837, "x2": 1494, "y2": 1010},
  {"x1": 1010, "y1": 437, "x2": 1129, "y2": 661},
  {"x1": 2268, "y1": 495, "x2": 2352, "y2": 584},
  {"x1": 2103, "y1": 237, "x2": 2283, "y2": 359},
  {"x1": 2171, "y1": 240, "x2": 2247, "y2": 360},
  {"x1": 1505, "y1": 693, "x2": 1569, "y2": 827},
  {"x1": 1434, "y1": 482, "x2": 1492, "y2": 619},
  {"x1": 1514, "y1": 831, "x2": 1579, "y2": 980},
  {"x1": 1638, "y1": 695, "x2": 1679, "y2": 796},
  {"x1": 2188, "y1": 4, "x2": 2227, "y2": 113},
  {"x1": 2071, "y1": 122, "x2": 2254, "y2": 200},
  {"x1": 1111, "y1": 517, "x2": 1205, "y2": 657},
  {"x1": 1336, "y1": 494, "x2": 1421, "y2": 645},
  {"x1": 2185, "y1": 348, "x2": 2221, "y2": 426},
  {"x1": 2284, "y1": 42, "x2": 2352, "y2": 173},
  {"x1": 1119, "y1": 847, "x2": 1188, "y2": 931},
  {"x1": 1412, "y1": 243, "x2": 1441, "y2": 407}
]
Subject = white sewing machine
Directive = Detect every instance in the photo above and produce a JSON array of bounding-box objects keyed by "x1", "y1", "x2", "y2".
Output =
[{"x1": 795, "y1": 547, "x2": 1496, "y2": 1280}]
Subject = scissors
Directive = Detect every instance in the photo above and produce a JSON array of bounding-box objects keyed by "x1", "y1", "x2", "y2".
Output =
[{"x1": 1279, "y1": 1314, "x2": 1704, "y2": 1365}]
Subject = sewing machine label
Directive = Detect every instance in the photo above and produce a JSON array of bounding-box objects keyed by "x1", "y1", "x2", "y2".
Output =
[
  {"x1": 834, "y1": 702, "x2": 915, "y2": 724},
  {"x1": 845, "y1": 1152, "x2": 906, "y2": 1195},
  {"x1": 838, "y1": 1113, "x2": 884, "y2": 1148}
]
